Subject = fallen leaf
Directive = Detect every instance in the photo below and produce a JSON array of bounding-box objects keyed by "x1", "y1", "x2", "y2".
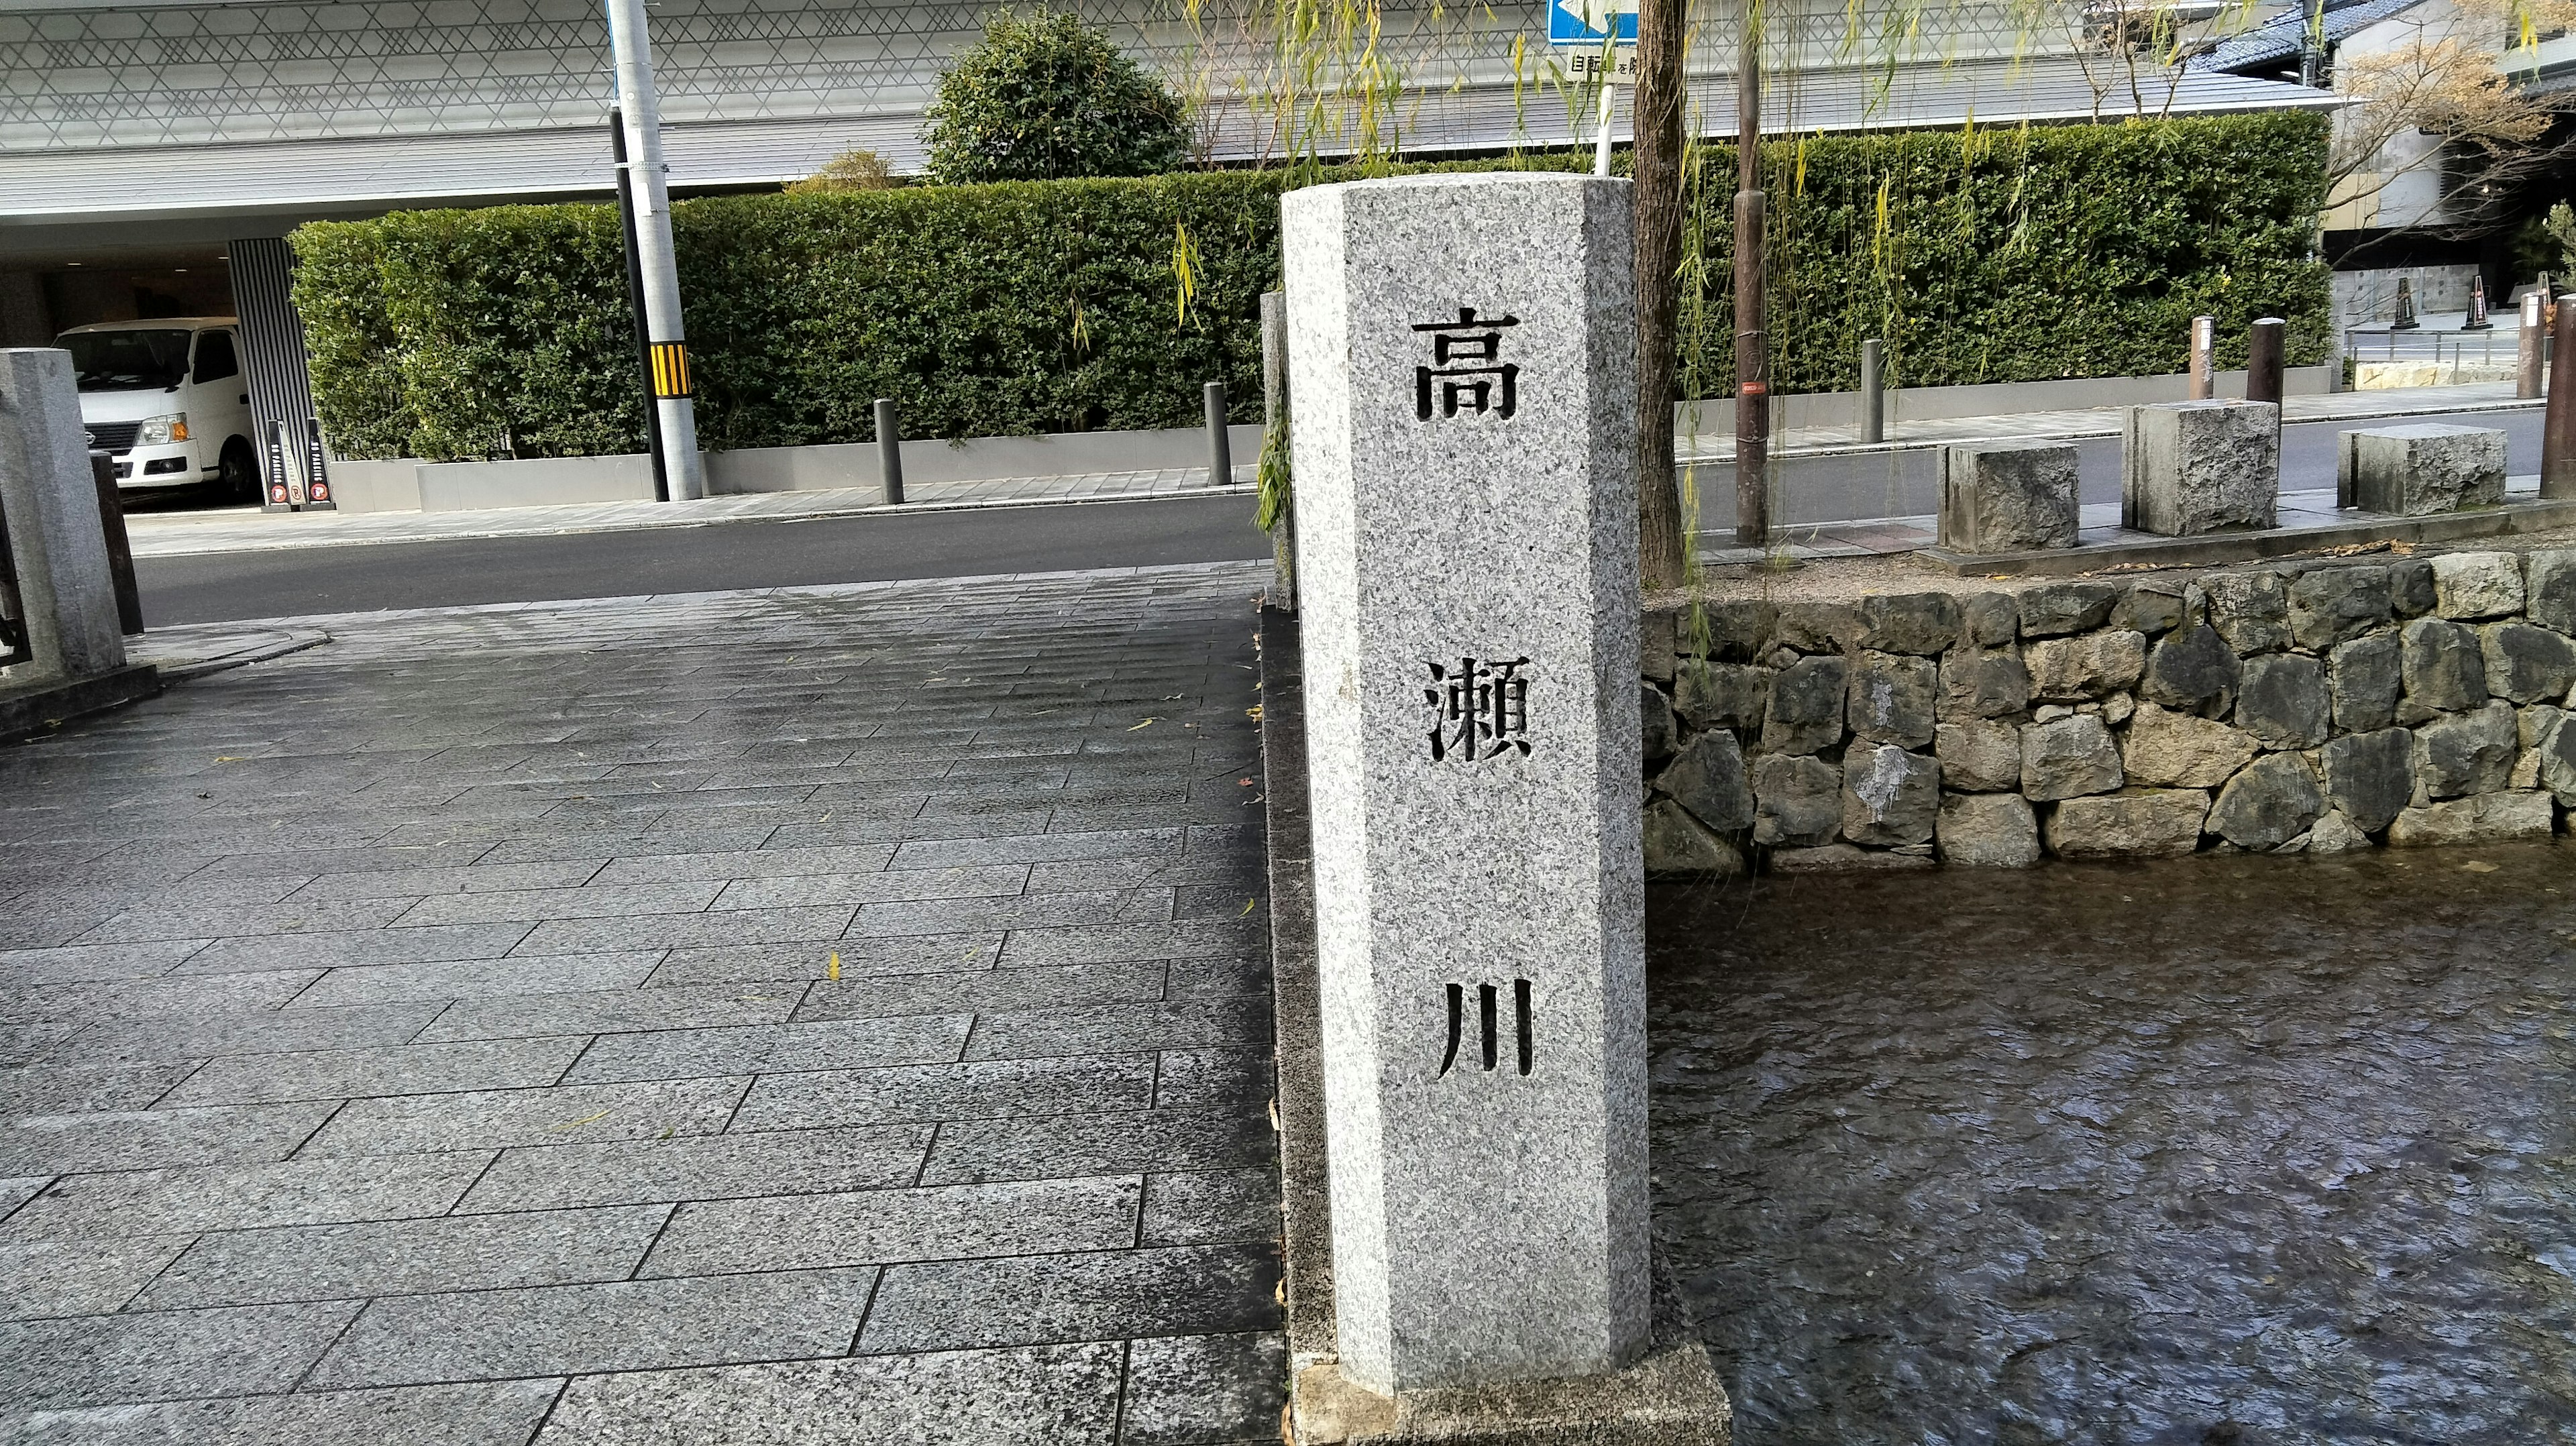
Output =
[
  {"x1": 551, "y1": 1109, "x2": 615, "y2": 1131},
  {"x1": 1238, "y1": 778, "x2": 1254, "y2": 787},
  {"x1": 1240, "y1": 897, "x2": 1258, "y2": 917},
  {"x1": 827, "y1": 950, "x2": 841, "y2": 981},
  {"x1": 1129, "y1": 719, "x2": 1157, "y2": 731},
  {"x1": 1246, "y1": 706, "x2": 1265, "y2": 720}
]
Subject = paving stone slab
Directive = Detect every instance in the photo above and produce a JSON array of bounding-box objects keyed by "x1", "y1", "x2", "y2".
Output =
[
  {"x1": 513, "y1": 908, "x2": 855, "y2": 957},
  {"x1": 0, "y1": 1379, "x2": 566, "y2": 1446},
  {"x1": 710, "y1": 866, "x2": 1030, "y2": 912},
  {"x1": 843, "y1": 890, "x2": 1173, "y2": 940},
  {"x1": 1122, "y1": 1331, "x2": 1292, "y2": 1446},
  {"x1": 0, "y1": 1235, "x2": 197, "y2": 1320},
  {"x1": 458, "y1": 1124, "x2": 932, "y2": 1213},
  {"x1": 133, "y1": 1203, "x2": 673, "y2": 1310},
  {"x1": 299, "y1": 1077, "x2": 748, "y2": 1158},
  {"x1": 885, "y1": 829, "x2": 1187, "y2": 870},
  {"x1": 0, "y1": 1063, "x2": 194, "y2": 1118},
  {"x1": 790, "y1": 962, "x2": 1169, "y2": 1024},
  {"x1": 588, "y1": 845, "x2": 900, "y2": 887},
  {"x1": 172, "y1": 925, "x2": 537, "y2": 976},
  {"x1": 963, "y1": 997, "x2": 1272, "y2": 1062},
  {"x1": 0, "y1": 1153, "x2": 492, "y2": 1241},
  {"x1": 922, "y1": 1108, "x2": 1273, "y2": 1186},
  {"x1": 562, "y1": 1017, "x2": 969, "y2": 1086},
  {"x1": 1151, "y1": 1050, "x2": 1277, "y2": 1113},
  {"x1": 292, "y1": 861, "x2": 608, "y2": 901},
  {"x1": 1, "y1": 971, "x2": 322, "y2": 1027},
  {"x1": 641, "y1": 1176, "x2": 1142, "y2": 1276},
  {"x1": 0, "y1": 942, "x2": 211, "y2": 989},
  {"x1": 0, "y1": 1102, "x2": 335, "y2": 1176},
  {"x1": 73, "y1": 899, "x2": 418, "y2": 946},
  {"x1": 289, "y1": 954, "x2": 661, "y2": 1009},
  {"x1": 307, "y1": 1266, "x2": 875, "y2": 1388},
  {"x1": 1140, "y1": 1170, "x2": 1283, "y2": 1249},
  {"x1": 995, "y1": 920, "x2": 1265, "y2": 967},
  {"x1": 415, "y1": 985, "x2": 802, "y2": 1043},
  {"x1": 729, "y1": 1056, "x2": 1159, "y2": 1132},
  {"x1": 857, "y1": 1243, "x2": 1277, "y2": 1355},
  {"x1": 393, "y1": 881, "x2": 727, "y2": 929},
  {"x1": 533, "y1": 1343, "x2": 1121, "y2": 1446},
  {"x1": 0, "y1": 1300, "x2": 360, "y2": 1411},
  {"x1": 157, "y1": 1036, "x2": 586, "y2": 1107},
  {"x1": 38, "y1": 1003, "x2": 445, "y2": 1067}
]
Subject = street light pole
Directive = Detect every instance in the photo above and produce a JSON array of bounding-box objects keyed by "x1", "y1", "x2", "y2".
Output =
[{"x1": 605, "y1": 0, "x2": 707, "y2": 501}]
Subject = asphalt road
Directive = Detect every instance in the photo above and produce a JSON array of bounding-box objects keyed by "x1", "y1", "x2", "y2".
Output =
[{"x1": 137, "y1": 494, "x2": 1275, "y2": 626}]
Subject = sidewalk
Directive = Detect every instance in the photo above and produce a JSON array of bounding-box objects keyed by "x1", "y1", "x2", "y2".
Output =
[
  {"x1": 0, "y1": 561, "x2": 1284, "y2": 1445},
  {"x1": 121, "y1": 467, "x2": 1254, "y2": 559}
]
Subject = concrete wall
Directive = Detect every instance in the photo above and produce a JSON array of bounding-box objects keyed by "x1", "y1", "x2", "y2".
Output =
[{"x1": 1678, "y1": 367, "x2": 2337, "y2": 437}]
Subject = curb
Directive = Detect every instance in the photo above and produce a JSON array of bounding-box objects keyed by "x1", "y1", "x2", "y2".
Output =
[{"x1": 136, "y1": 627, "x2": 333, "y2": 681}]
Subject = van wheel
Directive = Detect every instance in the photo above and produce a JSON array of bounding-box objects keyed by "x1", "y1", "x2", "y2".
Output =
[{"x1": 219, "y1": 439, "x2": 259, "y2": 504}]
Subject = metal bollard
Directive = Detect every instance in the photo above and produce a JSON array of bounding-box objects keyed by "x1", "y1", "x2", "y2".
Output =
[
  {"x1": 2521, "y1": 292, "x2": 2546, "y2": 400},
  {"x1": 1859, "y1": 337, "x2": 1884, "y2": 444},
  {"x1": 1205, "y1": 381, "x2": 1232, "y2": 487},
  {"x1": 2188, "y1": 316, "x2": 2215, "y2": 400},
  {"x1": 2546, "y1": 299, "x2": 2576, "y2": 499},
  {"x1": 873, "y1": 397, "x2": 904, "y2": 505},
  {"x1": 2245, "y1": 317, "x2": 2286, "y2": 408}
]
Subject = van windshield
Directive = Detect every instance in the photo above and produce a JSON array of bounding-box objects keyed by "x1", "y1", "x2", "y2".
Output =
[{"x1": 57, "y1": 329, "x2": 192, "y2": 392}]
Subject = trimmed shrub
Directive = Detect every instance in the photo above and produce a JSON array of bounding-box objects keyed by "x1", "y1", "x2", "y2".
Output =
[
  {"x1": 294, "y1": 111, "x2": 2330, "y2": 461},
  {"x1": 925, "y1": 7, "x2": 1192, "y2": 184}
]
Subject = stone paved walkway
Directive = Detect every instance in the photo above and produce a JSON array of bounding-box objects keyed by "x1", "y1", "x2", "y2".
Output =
[{"x1": 0, "y1": 562, "x2": 1285, "y2": 1445}]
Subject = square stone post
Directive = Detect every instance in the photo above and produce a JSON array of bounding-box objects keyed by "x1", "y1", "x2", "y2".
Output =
[
  {"x1": 2119, "y1": 399, "x2": 2278, "y2": 536},
  {"x1": 1937, "y1": 439, "x2": 2080, "y2": 553},
  {"x1": 1284, "y1": 172, "x2": 1649, "y2": 1398},
  {"x1": 2340, "y1": 423, "x2": 2506, "y2": 516},
  {"x1": 0, "y1": 349, "x2": 127, "y2": 680}
]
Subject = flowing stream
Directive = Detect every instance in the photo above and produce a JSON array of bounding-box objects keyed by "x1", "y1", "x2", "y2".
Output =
[{"x1": 1648, "y1": 842, "x2": 2576, "y2": 1444}]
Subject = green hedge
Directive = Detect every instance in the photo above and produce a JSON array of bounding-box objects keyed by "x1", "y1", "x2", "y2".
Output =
[{"x1": 293, "y1": 111, "x2": 2330, "y2": 461}]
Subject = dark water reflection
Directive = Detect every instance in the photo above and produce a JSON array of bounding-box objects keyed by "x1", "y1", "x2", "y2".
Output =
[{"x1": 1647, "y1": 842, "x2": 2576, "y2": 1445}]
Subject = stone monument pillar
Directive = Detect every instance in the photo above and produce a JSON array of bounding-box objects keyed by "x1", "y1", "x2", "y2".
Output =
[
  {"x1": 1285, "y1": 170, "x2": 1655, "y2": 1404},
  {"x1": 0, "y1": 349, "x2": 127, "y2": 680}
]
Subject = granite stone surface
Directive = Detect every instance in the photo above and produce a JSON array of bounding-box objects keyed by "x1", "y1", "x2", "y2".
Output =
[
  {"x1": 2120, "y1": 400, "x2": 2279, "y2": 535},
  {"x1": 2341, "y1": 423, "x2": 2507, "y2": 516},
  {"x1": 1285, "y1": 172, "x2": 1648, "y2": 1392},
  {"x1": 1937, "y1": 439, "x2": 2080, "y2": 553}
]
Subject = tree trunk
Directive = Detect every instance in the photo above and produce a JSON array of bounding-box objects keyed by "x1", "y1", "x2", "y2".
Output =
[{"x1": 1631, "y1": 0, "x2": 1688, "y2": 591}]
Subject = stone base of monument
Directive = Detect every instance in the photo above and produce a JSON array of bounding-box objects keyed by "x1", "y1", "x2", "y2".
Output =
[
  {"x1": 1258, "y1": 604, "x2": 1731, "y2": 1446},
  {"x1": 1937, "y1": 439, "x2": 2080, "y2": 553},
  {"x1": 2120, "y1": 400, "x2": 2277, "y2": 535},
  {"x1": 2337, "y1": 423, "x2": 2507, "y2": 515}
]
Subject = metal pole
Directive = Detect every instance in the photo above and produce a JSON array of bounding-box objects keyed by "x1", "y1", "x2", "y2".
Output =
[
  {"x1": 2188, "y1": 316, "x2": 2214, "y2": 400},
  {"x1": 1732, "y1": 7, "x2": 1767, "y2": 549},
  {"x1": 605, "y1": 0, "x2": 706, "y2": 501},
  {"x1": 2245, "y1": 317, "x2": 2285, "y2": 407},
  {"x1": 2520, "y1": 291, "x2": 2545, "y2": 400},
  {"x1": 2546, "y1": 298, "x2": 2576, "y2": 499},
  {"x1": 1204, "y1": 381, "x2": 1233, "y2": 486},
  {"x1": 874, "y1": 398, "x2": 904, "y2": 505},
  {"x1": 1859, "y1": 337, "x2": 1883, "y2": 444},
  {"x1": 609, "y1": 110, "x2": 669, "y2": 505}
]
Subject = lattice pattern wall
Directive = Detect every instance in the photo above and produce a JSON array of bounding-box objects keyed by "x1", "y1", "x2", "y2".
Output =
[{"x1": 0, "y1": 0, "x2": 2089, "y2": 155}]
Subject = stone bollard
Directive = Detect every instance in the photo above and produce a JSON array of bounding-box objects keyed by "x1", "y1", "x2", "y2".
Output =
[
  {"x1": 1203, "y1": 380, "x2": 1231, "y2": 488},
  {"x1": 1282, "y1": 171, "x2": 1725, "y2": 1436},
  {"x1": 2120, "y1": 400, "x2": 2279, "y2": 535},
  {"x1": 0, "y1": 349, "x2": 128, "y2": 681},
  {"x1": 1937, "y1": 439, "x2": 2080, "y2": 553},
  {"x1": 2338, "y1": 423, "x2": 2506, "y2": 516}
]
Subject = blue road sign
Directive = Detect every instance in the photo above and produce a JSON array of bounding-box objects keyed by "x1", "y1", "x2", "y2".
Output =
[{"x1": 1548, "y1": 0, "x2": 1637, "y2": 46}]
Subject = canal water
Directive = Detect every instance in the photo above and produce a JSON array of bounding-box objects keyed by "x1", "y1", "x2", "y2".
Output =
[{"x1": 1648, "y1": 842, "x2": 2576, "y2": 1444}]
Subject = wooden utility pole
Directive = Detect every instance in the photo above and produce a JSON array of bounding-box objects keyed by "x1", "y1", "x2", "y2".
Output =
[
  {"x1": 1631, "y1": 0, "x2": 1688, "y2": 590},
  {"x1": 1732, "y1": 5, "x2": 1767, "y2": 548}
]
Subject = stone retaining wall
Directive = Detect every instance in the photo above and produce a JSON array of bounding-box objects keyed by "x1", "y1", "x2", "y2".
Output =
[{"x1": 1641, "y1": 549, "x2": 2576, "y2": 872}]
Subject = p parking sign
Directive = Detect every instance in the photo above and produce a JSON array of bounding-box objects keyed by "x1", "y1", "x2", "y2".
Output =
[{"x1": 1548, "y1": 0, "x2": 1637, "y2": 46}]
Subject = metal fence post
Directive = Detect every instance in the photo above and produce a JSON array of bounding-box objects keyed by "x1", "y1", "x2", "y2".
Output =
[
  {"x1": 1205, "y1": 381, "x2": 1232, "y2": 487},
  {"x1": 873, "y1": 398, "x2": 904, "y2": 505},
  {"x1": 1858, "y1": 337, "x2": 1884, "y2": 444}
]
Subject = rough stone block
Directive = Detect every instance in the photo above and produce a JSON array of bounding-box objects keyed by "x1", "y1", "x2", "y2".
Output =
[
  {"x1": 2235, "y1": 654, "x2": 2330, "y2": 749},
  {"x1": 1768, "y1": 843, "x2": 1935, "y2": 873},
  {"x1": 2340, "y1": 423, "x2": 2508, "y2": 516},
  {"x1": 1687, "y1": 600, "x2": 1774, "y2": 663},
  {"x1": 2318, "y1": 728, "x2": 2415, "y2": 834},
  {"x1": 2480, "y1": 622, "x2": 2576, "y2": 704},
  {"x1": 1642, "y1": 799, "x2": 1744, "y2": 877},
  {"x1": 1937, "y1": 646, "x2": 2028, "y2": 722},
  {"x1": 1935, "y1": 792, "x2": 2041, "y2": 867},
  {"x1": 2112, "y1": 582, "x2": 2187, "y2": 637},
  {"x1": 2385, "y1": 791, "x2": 2555, "y2": 847},
  {"x1": 1772, "y1": 602, "x2": 1860, "y2": 655},
  {"x1": 1858, "y1": 593, "x2": 1962, "y2": 656},
  {"x1": 1653, "y1": 730, "x2": 1752, "y2": 833},
  {"x1": 2121, "y1": 400, "x2": 2279, "y2": 535},
  {"x1": 2526, "y1": 550, "x2": 2576, "y2": 634},
  {"x1": 2043, "y1": 789, "x2": 2211, "y2": 859},
  {"x1": 1845, "y1": 652, "x2": 1937, "y2": 746},
  {"x1": 1839, "y1": 746, "x2": 1940, "y2": 846},
  {"x1": 2201, "y1": 571, "x2": 2292, "y2": 655},
  {"x1": 2533, "y1": 710, "x2": 2576, "y2": 806},
  {"x1": 2287, "y1": 566, "x2": 2393, "y2": 651},
  {"x1": 2401, "y1": 616, "x2": 2488, "y2": 713},
  {"x1": 2329, "y1": 633, "x2": 2402, "y2": 734},
  {"x1": 2391, "y1": 559, "x2": 2437, "y2": 617},
  {"x1": 2120, "y1": 702, "x2": 2259, "y2": 788},
  {"x1": 2308, "y1": 810, "x2": 2373, "y2": 854},
  {"x1": 2416, "y1": 700, "x2": 2519, "y2": 798},
  {"x1": 1962, "y1": 592, "x2": 2019, "y2": 646},
  {"x1": 2021, "y1": 714, "x2": 2123, "y2": 801},
  {"x1": 1639, "y1": 610, "x2": 1677, "y2": 683},
  {"x1": 1760, "y1": 656, "x2": 1847, "y2": 755},
  {"x1": 2025, "y1": 631, "x2": 2146, "y2": 702},
  {"x1": 2139, "y1": 624, "x2": 2241, "y2": 714},
  {"x1": 2206, "y1": 753, "x2": 2325, "y2": 850},
  {"x1": 1935, "y1": 719, "x2": 2022, "y2": 793},
  {"x1": 2430, "y1": 551, "x2": 2524, "y2": 620},
  {"x1": 1285, "y1": 170, "x2": 1646, "y2": 1390},
  {"x1": 1751, "y1": 755, "x2": 1841, "y2": 847},
  {"x1": 1937, "y1": 441, "x2": 2080, "y2": 553},
  {"x1": 2017, "y1": 583, "x2": 2118, "y2": 638},
  {"x1": 1640, "y1": 686, "x2": 1675, "y2": 765},
  {"x1": 1672, "y1": 663, "x2": 1768, "y2": 731}
]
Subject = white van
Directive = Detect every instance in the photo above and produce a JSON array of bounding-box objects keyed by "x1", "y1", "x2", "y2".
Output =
[{"x1": 54, "y1": 318, "x2": 259, "y2": 502}]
